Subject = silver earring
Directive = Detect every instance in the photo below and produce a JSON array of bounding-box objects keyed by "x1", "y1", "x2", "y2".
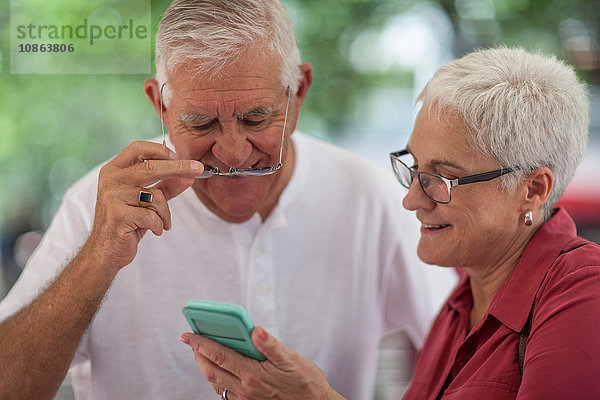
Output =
[{"x1": 524, "y1": 210, "x2": 533, "y2": 226}]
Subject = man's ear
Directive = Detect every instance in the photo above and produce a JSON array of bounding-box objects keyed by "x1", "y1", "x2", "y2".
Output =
[
  {"x1": 295, "y1": 62, "x2": 312, "y2": 107},
  {"x1": 144, "y1": 78, "x2": 164, "y2": 116},
  {"x1": 523, "y1": 166, "x2": 554, "y2": 212},
  {"x1": 287, "y1": 63, "x2": 312, "y2": 133}
]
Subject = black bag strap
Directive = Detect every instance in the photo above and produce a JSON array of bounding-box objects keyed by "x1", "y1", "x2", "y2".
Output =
[{"x1": 518, "y1": 240, "x2": 590, "y2": 376}]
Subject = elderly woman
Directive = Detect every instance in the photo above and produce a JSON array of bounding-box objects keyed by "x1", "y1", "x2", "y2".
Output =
[{"x1": 180, "y1": 47, "x2": 600, "y2": 399}]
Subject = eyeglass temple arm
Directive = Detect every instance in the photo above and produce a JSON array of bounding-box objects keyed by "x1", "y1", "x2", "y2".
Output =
[
  {"x1": 160, "y1": 83, "x2": 167, "y2": 147},
  {"x1": 456, "y1": 168, "x2": 518, "y2": 185},
  {"x1": 277, "y1": 86, "x2": 291, "y2": 166}
]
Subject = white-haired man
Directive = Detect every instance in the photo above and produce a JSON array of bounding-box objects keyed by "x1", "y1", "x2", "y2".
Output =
[{"x1": 0, "y1": 1, "x2": 455, "y2": 399}]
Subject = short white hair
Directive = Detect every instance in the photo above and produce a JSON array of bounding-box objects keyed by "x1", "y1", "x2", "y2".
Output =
[
  {"x1": 417, "y1": 46, "x2": 590, "y2": 219},
  {"x1": 155, "y1": 0, "x2": 302, "y2": 104}
]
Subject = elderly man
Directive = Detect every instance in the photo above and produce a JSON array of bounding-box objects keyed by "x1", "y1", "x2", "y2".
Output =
[{"x1": 0, "y1": 1, "x2": 455, "y2": 399}]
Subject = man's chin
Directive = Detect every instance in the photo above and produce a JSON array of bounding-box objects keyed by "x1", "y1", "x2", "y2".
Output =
[
  {"x1": 219, "y1": 205, "x2": 259, "y2": 223},
  {"x1": 192, "y1": 179, "x2": 274, "y2": 223},
  {"x1": 203, "y1": 197, "x2": 262, "y2": 223}
]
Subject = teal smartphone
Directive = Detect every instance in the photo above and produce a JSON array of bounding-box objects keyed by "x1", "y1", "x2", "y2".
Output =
[{"x1": 182, "y1": 300, "x2": 266, "y2": 361}]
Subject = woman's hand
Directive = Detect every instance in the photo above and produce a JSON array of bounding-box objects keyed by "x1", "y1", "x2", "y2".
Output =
[{"x1": 179, "y1": 326, "x2": 346, "y2": 400}]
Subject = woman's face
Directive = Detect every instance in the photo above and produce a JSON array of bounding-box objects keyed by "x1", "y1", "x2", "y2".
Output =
[{"x1": 402, "y1": 107, "x2": 526, "y2": 269}]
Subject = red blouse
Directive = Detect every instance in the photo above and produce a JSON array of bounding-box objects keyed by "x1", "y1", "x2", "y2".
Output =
[{"x1": 403, "y1": 208, "x2": 600, "y2": 400}]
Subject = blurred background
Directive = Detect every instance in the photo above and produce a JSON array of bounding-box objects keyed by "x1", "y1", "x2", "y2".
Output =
[{"x1": 1, "y1": 0, "x2": 599, "y2": 398}]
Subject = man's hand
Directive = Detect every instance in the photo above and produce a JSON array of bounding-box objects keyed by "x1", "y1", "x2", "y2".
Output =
[
  {"x1": 180, "y1": 327, "x2": 346, "y2": 400},
  {"x1": 83, "y1": 140, "x2": 203, "y2": 270}
]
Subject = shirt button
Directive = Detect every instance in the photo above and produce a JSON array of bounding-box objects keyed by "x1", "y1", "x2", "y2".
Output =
[{"x1": 256, "y1": 283, "x2": 268, "y2": 295}]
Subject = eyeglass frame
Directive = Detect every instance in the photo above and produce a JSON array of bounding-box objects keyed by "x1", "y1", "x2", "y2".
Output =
[
  {"x1": 159, "y1": 83, "x2": 291, "y2": 178},
  {"x1": 389, "y1": 149, "x2": 520, "y2": 204}
]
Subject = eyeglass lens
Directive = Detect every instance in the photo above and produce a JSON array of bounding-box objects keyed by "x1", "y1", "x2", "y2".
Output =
[
  {"x1": 391, "y1": 155, "x2": 450, "y2": 203},
  {"x1": 195, "y1": 165, "x2": 279, "y2": 178}
]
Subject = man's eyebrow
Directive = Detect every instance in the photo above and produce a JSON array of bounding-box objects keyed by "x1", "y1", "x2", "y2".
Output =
[
  {"x1": 179, "y1": 112, "x2": 212, "y2": 123},
  {"x1": 238, "y1": 106, "x2": 273, "y2": 119}
]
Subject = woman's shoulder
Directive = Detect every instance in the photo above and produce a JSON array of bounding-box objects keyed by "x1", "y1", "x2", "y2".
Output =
[
  {"x1": 537, "y1": 238, "x2": 600, "y2": 307},
  {"x1": 551, "y1": 238, "x2": 600, "y2": 276}
]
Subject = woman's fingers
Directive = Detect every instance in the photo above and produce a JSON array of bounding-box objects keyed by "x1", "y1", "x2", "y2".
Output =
[
  {"x1": 180, "y1": 334, "x2": 245, "y2": 394},
  {"x1": 180, "y1": 331, "x2": 341, "y2": 400},
  {"x1": 251, "y1": 327, "x2": 291, "y2": 368},
  {"x1": 181, "y1": 333, "x2": 253, "y2": 379}
]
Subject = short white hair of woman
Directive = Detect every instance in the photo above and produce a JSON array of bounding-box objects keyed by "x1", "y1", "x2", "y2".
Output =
[
  {"x1": 155, "y1": 0, "x2": 302, "y2": 105},
  {"x1": 417, "y1": 46, "x2": 590, "y2": 220}
]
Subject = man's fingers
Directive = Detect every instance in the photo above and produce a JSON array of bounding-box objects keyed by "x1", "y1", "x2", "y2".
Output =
[
  {"x1": 119, "y1": 187, "x2": 172, "y2": 231},
  {"x1": 121, "y1": 159, "x2": 203, "y2": 188},
  {"x1": 110, "y1": 140, "x2": 176, "y2": 168},
  {"x1": 125, "y1": 206, "x2": 166, "y2": 237},
  {"x1": 153, "y1": 177, "x2": 195, "y2": 201},
  {"x1": 105, "y1": 140, "x2": 204, "y2": 189}
]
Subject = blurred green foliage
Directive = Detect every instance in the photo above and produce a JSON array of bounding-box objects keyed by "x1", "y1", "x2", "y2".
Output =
[{"x1": 0, "y1": 0, "x2": 598, "y2": 234}]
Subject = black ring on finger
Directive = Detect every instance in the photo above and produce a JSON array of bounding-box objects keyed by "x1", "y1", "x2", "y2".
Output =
[{"x1": 138, "y1": 190, "x2": 153, "y2": 207}]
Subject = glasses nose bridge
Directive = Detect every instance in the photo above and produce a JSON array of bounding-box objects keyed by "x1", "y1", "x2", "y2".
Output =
[
  {"x1": 402, "y1": 169, "x2": 437, "y2": 210},
  {"x1": 408, "y1": 168, "x2": 420, "y2": 185},
  {"x1": 212, "y1": 124, "x2": 253, "y2": 168}
]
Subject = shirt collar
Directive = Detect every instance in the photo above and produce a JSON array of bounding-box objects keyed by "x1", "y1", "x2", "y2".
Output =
[
  {"x1": 446, "y1": 271, "x2": 472, "y2": 312},
  {"x1": 488, "y1": 208, "x2": 578, "y2": 332}
]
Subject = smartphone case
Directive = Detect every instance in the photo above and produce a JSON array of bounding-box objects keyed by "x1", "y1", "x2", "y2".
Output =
[{"x1": 182, "y1": 300, "x2": 266, "y2": 361}]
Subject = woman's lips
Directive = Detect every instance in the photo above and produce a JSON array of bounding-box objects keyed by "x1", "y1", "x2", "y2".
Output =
[{"x1": 421, "y1": 223, "x2": 451, "y2": 234}]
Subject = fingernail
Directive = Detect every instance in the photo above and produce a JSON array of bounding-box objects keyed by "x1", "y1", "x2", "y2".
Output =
[
  {"x1": 257, "y1": 327, "x2": 268, "y2": 342},
  {"x1": 179, "y1": 334, "x2": 190, "y2": 345},
  {"x1": 169, "y1": 150, "x2": 177, "y2": 160},
  {"x1": 191, "y1": 160, "x2": 203, "y2": 172}
]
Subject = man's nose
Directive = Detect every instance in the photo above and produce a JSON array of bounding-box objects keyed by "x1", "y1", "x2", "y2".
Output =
[{"x1": 212, "y1": 127, "x2": 253, "y2": 168}]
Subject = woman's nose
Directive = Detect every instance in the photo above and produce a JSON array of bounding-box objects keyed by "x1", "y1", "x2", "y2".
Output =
[{"x1": 402, "y1": 177, "x2": 435, "y2": 211}]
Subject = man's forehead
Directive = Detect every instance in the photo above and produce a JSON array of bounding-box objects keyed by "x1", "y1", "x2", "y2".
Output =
[
  {"x1": 169, "y1": 74, "x2": 283, "y2": 104},
  {"x1": 168, "y1": 53, "x2": 282, "y2": 89},
  {"x1": 173, "y1": 86, "x2": 282, "y2": 109}
]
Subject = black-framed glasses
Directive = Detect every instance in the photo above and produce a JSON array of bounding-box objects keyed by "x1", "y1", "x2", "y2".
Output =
[
  {"x1": 159, "y1": 83, "x2": 291, "y2": 178},
  {"x1": 390, "y1": 149, "x2": 519, "y2": 204}
]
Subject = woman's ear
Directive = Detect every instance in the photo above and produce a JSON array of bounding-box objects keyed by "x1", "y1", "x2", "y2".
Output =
[{"x1": 523, "y1": 166, "x2": 554, "y2": 211}]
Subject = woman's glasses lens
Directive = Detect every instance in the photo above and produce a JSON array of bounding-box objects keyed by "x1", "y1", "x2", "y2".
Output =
[
  {"x1": 391, "y1": 157, "x2": 414, "y2": 189},
  {"x1": 390, "y1": 154, "x2": 450, "y2": 203},
  {"x1": 418, "y1": 173, "x2": 449, "y2": 203}
]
